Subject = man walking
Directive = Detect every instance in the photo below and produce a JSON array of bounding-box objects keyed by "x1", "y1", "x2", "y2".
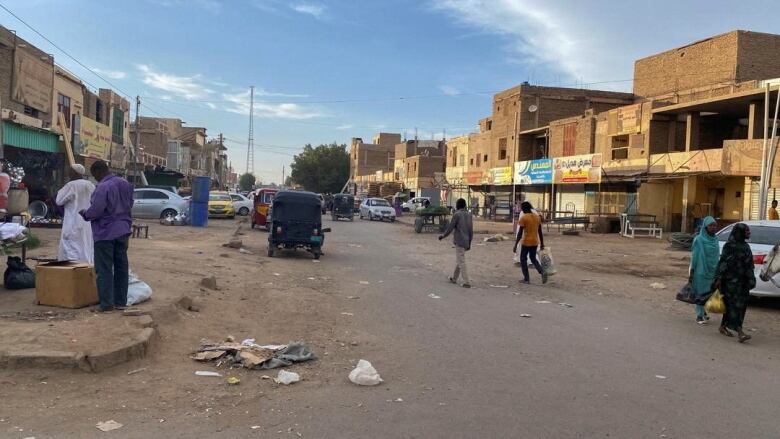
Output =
[
  {"x1": 439, "y1": 198, "x2": 473, "y2": 288},
  {"x1": 513, "y1": 201, "x2": 547, "y2": 284},
  {"x1": 769, "y1": 200, "x2": 779, "y2": 220},
  {"x1": 56, "y1": 164, "x2": 95, "y2": 263},
  {"x1": 80, "y1": 161, "x2": 134, "y2": 312}
]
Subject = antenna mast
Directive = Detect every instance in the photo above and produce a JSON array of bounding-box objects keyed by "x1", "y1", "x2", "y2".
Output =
[{"x1": 246, "y1": 85, "x2": 255, "y2": 175}]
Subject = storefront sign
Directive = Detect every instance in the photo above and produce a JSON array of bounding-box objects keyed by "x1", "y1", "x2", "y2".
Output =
[
  {"x1": 514, "y1": 159, "x2": 553, "y2": 184},
  {"x1": 553, "y1": 153, "x2": 602, "y2": 184},
  {"x1": 80, "y1": 116, "x2": 112, "y2": 160},
  {"x1": 615, "y1": 104, "x2": 641, "y2": 135},
  {"x1": 11, "y1": 48, "x2": 53, "y2": 113},
  {"x1": 463, "y1": 170, "x2": 486, "y2": 185},
  {"x1": 488, "y1": 166, "x2": 513, "y2": 185}
]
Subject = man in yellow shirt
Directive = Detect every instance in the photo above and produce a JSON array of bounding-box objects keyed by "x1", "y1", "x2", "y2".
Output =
[
  {"x1": 513, "y1": 202, "x2": 547, "y2": 284},
  {"x1": 769, "y1": 200, "x2": 779, "y2": 220}
]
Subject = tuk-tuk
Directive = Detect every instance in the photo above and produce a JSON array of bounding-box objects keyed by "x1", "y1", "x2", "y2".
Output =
[
  {"x1": 331, "y1": 193, "x2": 354, "y2": 221},
  {"x1": 251, "y1": 188, "x2": 278, "y2": 229},
  {"x1": 267, "y1": 191, "x2": 330, "y2": 259}
]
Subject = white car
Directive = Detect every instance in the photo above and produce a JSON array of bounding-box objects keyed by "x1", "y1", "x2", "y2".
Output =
[
  {"x1": 716, "y1": 220, "x2": 780, "y2": 297},
  {"x1": 402, "y1": 196, "x2": 430, "y2": 212},
  {"x1": 229, "y1": 193, "x2": 252, "y2": 216},
  {"x1": 132, "y1": 188, "x2": 189, "y2": 219},
  {"x1": 359, "y1": 198, "x2": 396, "y2": 222}
]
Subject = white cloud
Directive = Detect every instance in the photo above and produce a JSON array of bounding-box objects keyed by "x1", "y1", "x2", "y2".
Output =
[
  {"x1": 222, "y1": 90, "x2": 323, "y2": 120},
  {"x1": 438, "y1": 85, "x2": 460, "y2": 96},
  {"x1": 335, "y1": 124, "x2": 353, "y2": 130},
  {"x1": 137, "y1": 64, "x2": 215, "y2": 100},
  {"x1": 148, "y1": 0, "x2": 221, "y2": 13},
  {"x1": 92, "y1": 67, "x2": 127, "y2": 79},
  {"x1": 430, "y1": 0, "x2": 612, "y2": 83},
  {"x1": 291, "y1": 2, "x2": 326, "y2": 18}
]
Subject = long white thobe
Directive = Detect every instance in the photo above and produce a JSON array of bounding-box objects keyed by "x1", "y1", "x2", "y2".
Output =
[{"x1": 56, "y1": 179, "x2": 95, "y2": 263}]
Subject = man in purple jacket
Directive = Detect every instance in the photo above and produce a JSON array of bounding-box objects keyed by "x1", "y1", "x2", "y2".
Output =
[{"x1": 80, "y1": 161, "x2": 134, "y2": 312}]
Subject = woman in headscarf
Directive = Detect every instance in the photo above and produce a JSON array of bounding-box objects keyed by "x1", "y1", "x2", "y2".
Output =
[
  {"x1": 714, "y1": 223, "x2": 755, "y2": 342},
  {"x1": 689, "y1": 216, "x2": 719, "y2": 324}
]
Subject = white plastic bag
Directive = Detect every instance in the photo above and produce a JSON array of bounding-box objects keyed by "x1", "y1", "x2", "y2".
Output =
[
  {"x1": 275, "y1": 370, "x2": 300, "y2": 385},
  {"x1": 126, "y1": 271, "x2": 153, "y2": 306},
  {"x1": 539, "y1": 248, "x2": 556, "y2": 275},
  {"x1": 513, "y1": 247, "x2": 522, "y2": 266},
  {"x1": 348, "y1": 359, "x2": 383, "y2": 386}
]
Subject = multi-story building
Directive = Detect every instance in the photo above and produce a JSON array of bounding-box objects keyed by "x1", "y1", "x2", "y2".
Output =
[
  {"x1": 393, "y1": 139, "x2": 446, "y2": 197},
  {"x1": 349, "y1": 132, "x2": 401, "y2": 180}
]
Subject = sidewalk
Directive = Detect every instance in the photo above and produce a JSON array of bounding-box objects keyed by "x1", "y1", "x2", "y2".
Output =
[{"x1": 394, "y1": 211, "x2": 514, "y2": 235}]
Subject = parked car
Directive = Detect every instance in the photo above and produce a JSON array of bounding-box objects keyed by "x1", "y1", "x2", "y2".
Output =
[
  {"x1": 143, "y1": 184, "x2": 179, "y2": 195},
  {"x1": 132, "y1": 188, "x2": 189, "y2": 219},
  {"x1": 229, "y1": 192, "x2": 252, "y2": 216},
  {"x1": 208, "y1": 192, "x2": 236, "y2": 219},
  {"x1": 402, "y1": 196, "x2": 430, "y2": 212},
  {"x1": 359, "y1": 198, "x2": 396, "y2": 222},
  {"x1": 716, "y1": 220, "x2": 780, "y2": 297}
]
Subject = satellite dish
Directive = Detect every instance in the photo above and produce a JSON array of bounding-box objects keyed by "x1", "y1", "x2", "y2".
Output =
[{"x1": 528, "y1": 104, "x2": 538, "y2": 113}]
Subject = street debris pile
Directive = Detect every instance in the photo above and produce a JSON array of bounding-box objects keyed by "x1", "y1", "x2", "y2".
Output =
[
  {"x1": 349, "y1": 359, "x2": 383, "y2": 386},
  {"x1": 484, "y1": 234, "x2": 508, "y2": 242},
  {"x1": 127, "y1": 271, "x2": 153, "y2": 305},
  {"x1": 190, "y1": 337, "x2": 316, "y2": 370}
]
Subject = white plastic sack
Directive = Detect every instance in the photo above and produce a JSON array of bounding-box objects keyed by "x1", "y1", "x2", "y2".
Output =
[
  {"x1": 539, "y1": 248, "x2": 557, "y2": 275},
  {"x1": 348, "y1": 359, "x2": 383, "y2": 386},
  {"x1": 275, "y1": 370, "x2": 300, "y2": 385},
  {"x1": 126, "y1": 271, "x2": 153, "y2": 306},
  {"x1": 513, "y1": 247, "x2": 522, "y2": 266}
]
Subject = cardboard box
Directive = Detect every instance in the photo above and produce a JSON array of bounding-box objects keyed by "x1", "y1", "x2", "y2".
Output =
[{"x1": 35, "y1": 261, "x2": 98, "y2": 309}]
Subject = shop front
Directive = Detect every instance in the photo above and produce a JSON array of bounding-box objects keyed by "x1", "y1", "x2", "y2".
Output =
[
  {"x1": 2, "y1": 120, "x2": 64, "y2": 213},
  {"x1": 552, "y1": 153, "x2": 603, "y2": 215},
  {"x1": 514, "y1": 158, "x2": 552, "y2": 212}
]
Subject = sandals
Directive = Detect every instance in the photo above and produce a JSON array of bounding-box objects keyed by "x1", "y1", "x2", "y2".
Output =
[
  {"x1": 719, "y1": 326, "x2": 734, "y2": 337},
  {"x1": 738, "y1": 333, "x2": 752, "y2": 343}
]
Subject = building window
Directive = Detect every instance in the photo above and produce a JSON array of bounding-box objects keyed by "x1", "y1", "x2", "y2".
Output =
[
  {"x1": 563, "y1": 123, "x2": 577, "y2": 157},
  {"x1": 498, "y1": 138, "x2": 507, "y2": 160},
  {"x1": 112, "y1": 107, "x2": 125, "y2": 143},
  {"x1": 483, "y1": 154, "x2": 488, "y2": 163},
  {"x1": 57, "y1": 93, "x2": 71, "y2": 127},
  {"x1": 611, "y1": 135, "x2": 629, "y2": 160},
  {"x1": 486, "y1": 120, "x2": 492, "y2": 131},
  {"x1": 475, "y1": 154, "x2": 480, "y2": 166},
  {"x1": 459, "y1": 155, "x2": 465, "y2": 166},
  {"x1": 23, "y1": 106, "x2": 40, "y2": 118},
  {"x1": 470, "y1": 158, "x2": 474, "y2": 166},
  {"x1": 95, "y1": 99, "x2": 104, "y2": 123}
]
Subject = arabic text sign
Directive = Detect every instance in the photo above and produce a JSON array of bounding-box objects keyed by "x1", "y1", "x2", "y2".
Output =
[
  {"x1": 80, "y1": 116, "x2": 112, "y2": 160},
  {"x1": 553, "y1": 153, "x2": 602, "y2": 184},
  {"x1": 488, "y1": 167, "x2": 513, "y2": 185},
  {"x1": 514, "y1": 159, "x2": 553, "y2": 184}
]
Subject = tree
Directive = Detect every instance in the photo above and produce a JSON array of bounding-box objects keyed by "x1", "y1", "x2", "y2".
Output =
[
  {"x1": 289, "y1": 143, "x2": 349, "y2": 193},
  {"x1": 238, "y1": 173, "x2": 256, "y2": 191}
]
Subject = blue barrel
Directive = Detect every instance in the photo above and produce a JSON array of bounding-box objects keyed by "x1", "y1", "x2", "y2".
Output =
[
  {"x1": 190, "y1": 201, "x2": 208, "y2": 227},
  {"x1": 191, "y1": 176, "x2": 211, "y2": 203}
]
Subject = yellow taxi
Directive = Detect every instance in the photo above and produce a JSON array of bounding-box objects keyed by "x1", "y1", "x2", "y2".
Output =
[{"x1": 208, "y1": 191, "x2": 236, "y2": 219}]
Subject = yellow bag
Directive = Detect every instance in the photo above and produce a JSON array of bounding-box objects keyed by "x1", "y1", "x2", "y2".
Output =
[{"x1": 705, "y1": 290, "x2": 726, "y2": 314}]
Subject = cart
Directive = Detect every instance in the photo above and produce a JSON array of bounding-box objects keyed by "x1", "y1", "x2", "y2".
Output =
[{"x1": 413, "y1": 207, "x2": 449, "y2": 234}]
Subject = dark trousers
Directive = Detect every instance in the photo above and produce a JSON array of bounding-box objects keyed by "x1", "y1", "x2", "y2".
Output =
[
  {"x1": 520, "y1": 245, "x2": 543, "y2": 281},
  {"x1": 94, "y1": 235, "x2": 130, "y2": 310}
]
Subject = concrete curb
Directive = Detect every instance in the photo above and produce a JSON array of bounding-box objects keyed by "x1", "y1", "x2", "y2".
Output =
[{"x1": 0, "y1": 315, "x2": 158, "y2": 373}]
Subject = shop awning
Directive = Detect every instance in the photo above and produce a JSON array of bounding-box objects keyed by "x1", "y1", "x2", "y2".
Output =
[{"x1": 3, "y1": 121, "x2": 60, "y2": 153}]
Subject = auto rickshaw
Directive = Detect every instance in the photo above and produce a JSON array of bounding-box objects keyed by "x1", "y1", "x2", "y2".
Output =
[
  {"x1": 267, "y1": 191, "x2": 330, "y2": 259},
  {"x1": 251, "y1": 188, "x2": 277, "y2": 230},
  {"x1": 331, "y1": 193, "x2": 354, "y2": 221}
]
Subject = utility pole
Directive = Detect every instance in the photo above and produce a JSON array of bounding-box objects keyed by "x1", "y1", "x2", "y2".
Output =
[
  {"x1": 134, "y1": 95, "x2": 141, "y2": 187},
  {"x1": 282, "y1": 165, "x2": 285, "y2": 187},
  {"x1": 246, "y1": 86, "x2": 255, "y2": 175}
]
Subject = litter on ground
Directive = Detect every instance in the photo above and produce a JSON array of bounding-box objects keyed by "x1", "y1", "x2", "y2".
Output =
[
  {"x1": 489, "y1": 285, "x2": 509, "y2": 288},
  {"x1": 650, "y1": 282, "x2": 667, "y2": 289},
  {"x1": 275, "y1": 370, "x2": 300, "y2": 385},
  {"x1": 349, "y1": 359, "x2": 383, "y2": 386},
  {"x1": 191, "y1": 338, "x2": 315, "y2": 370},
  {"x1": 520, "y1": 314, "x2": 532, "y2": 318},
  {"x1": 96, "y1": 420, "x2": 123, "y2": 432},
  {"x1": 535, "y1": 300, "x2": 552, "y2": 304},
  {"x1": 428, "y1": 293, "x2": 441, "y2": 299},
  {"x1": 227, "y1": 376, "x2": 241, "y2": 385},
  {"x1": 195, "y1": 371, "x2": 222, "y2": 377}
]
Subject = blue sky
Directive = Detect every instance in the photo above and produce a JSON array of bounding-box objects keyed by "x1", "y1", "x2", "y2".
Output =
[{"x1": 3, "y1": 0, "x2": 780, "y2": 183}]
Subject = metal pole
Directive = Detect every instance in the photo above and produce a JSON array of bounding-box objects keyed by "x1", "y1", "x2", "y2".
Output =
[
  {"x1": 134, "y1": 95, "x2": 140, "y2": 187},
  {"x1": 759, "y1": 84, "x2": 771, "y2": 219},
  {"x1": 766, "y1": 87, "x2": 780, "y2": 191}
]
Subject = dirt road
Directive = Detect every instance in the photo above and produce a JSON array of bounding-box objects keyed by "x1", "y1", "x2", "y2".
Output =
[{"x1": 2, "y1": 217, "x2": 780, "y2": 438}]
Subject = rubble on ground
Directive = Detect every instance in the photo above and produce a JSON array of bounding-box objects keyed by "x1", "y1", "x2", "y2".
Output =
[{"x1": 190, "y1": 337, "x2": 316, "y2": 370}]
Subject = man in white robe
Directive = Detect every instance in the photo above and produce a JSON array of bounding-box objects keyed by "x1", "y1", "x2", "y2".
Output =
[{"x1": 56, "y1": 164, "x2": 95, "y2": 263}]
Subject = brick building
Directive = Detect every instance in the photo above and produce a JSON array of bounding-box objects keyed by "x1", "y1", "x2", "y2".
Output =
[{"x1": 349, "y1": 132, "x2": 400, "y2": 179}]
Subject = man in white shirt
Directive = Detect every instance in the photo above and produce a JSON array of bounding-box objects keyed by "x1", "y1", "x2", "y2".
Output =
[{"x1": 56, "y1": 164, "x2": 95, "y2": 263}]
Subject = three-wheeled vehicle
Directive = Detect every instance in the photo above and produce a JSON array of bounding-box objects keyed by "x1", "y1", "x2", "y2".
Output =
[
  {"x1": 251, "y1": 188, "x2": 277, "y2": 229},
  {"x1": 267, "y1": 191, "x2": 330, "y2": 259},
  {"x1": 331, "y1": 193, "x2": 354, "y2": 221}
]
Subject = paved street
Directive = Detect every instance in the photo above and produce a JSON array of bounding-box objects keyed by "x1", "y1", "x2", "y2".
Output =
[{"x1": 2, "y1": 218, "x2": 780, "y2": 438}]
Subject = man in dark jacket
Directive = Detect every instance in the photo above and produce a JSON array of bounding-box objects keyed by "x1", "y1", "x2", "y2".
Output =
[{"x1": 439, "y1": 198, "x2": 473, "y2": 288}]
